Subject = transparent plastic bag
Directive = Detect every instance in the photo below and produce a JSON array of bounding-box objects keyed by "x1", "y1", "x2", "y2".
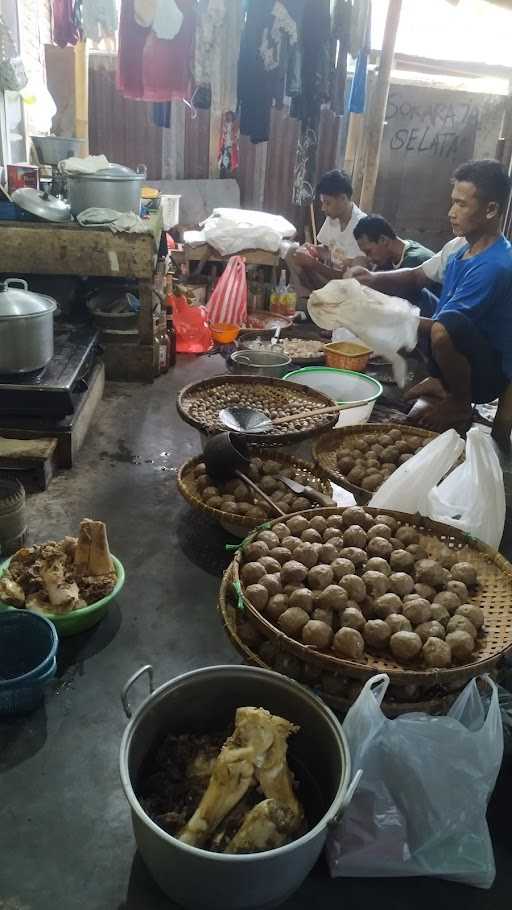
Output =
[
  {"x1": 369, "y1": 429, "x2": 465, "y2": 514},
  {"x1": 327, "y1": 674, "x2": 503, "y2": 888},
  {"x1": 425, "y1": 427, "x2": 505, "y2": 548}
]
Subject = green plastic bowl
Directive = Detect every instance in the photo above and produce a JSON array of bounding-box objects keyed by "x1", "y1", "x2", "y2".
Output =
[{"x1": 0, "y1": 555, "x2": 125, "y2": 637}]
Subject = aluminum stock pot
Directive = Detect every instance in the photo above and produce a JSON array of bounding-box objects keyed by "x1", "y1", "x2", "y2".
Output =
[
  {"x1": 66, "y1": 163, "x2": 146, "y2": 216},
  {"x1": 120, "y1": 664, "x2": 352, "y2": 910},
  {"x1": 0, "y1": 279, "x2": 57, "y2": 374}
]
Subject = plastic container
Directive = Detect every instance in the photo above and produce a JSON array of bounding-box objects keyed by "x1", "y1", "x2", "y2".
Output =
[
  {"x1": 0, "y1": 554, "x2": 125, "y2": 637},
  {"x1": 325, "y1": 340, "x2": 372, "y2": 372},
  {"x1": 210, "y1": 323, "x2": 240, "y2": 344},
  {"x1": 284, "y1": 367, "x2": 382, "y2": 427},
  {"x1": 0, "y1": 611, "x2": 58, "y2": 715}
]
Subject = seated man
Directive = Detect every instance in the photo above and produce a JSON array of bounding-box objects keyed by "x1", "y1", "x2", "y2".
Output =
[
  {"x1": 288, "y1": 169, "x2": 367, "y2": 296},
  {"x1": 349, "y1": 159, "x2": 512, "y2": 450},
  {"x1": 353, "y1": 214, "x2": 434, "y2": 270}
]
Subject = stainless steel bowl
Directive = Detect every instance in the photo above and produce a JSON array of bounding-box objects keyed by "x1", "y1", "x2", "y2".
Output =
[{"x1": 231, "y1": 350, "x2": 292, "y2": 378}]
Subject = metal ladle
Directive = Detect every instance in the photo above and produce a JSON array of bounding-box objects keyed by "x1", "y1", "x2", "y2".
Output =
[
  {"x1": 219, "y1": 404, "x2": 342, "y2": 434},
  {"x1": 202, "y1": 433, "x2": 285, "y2": 517}
]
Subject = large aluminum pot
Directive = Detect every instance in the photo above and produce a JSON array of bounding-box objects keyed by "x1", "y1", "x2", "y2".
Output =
[
  {"x1": 0, "y1": 279, "x2": 56, "y2": 373},
  {"x1": 231, "y1": 349, "x2": 292, "y2": 378},
  {"x1": 67, "y1": 163, "x2": 146, "y2": 216},
  {"x1": 120, "y1": 664, "x2": 351, "y2": 910}
]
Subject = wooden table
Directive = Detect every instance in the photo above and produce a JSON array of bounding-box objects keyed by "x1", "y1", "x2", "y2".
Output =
[{"x1": 0, "y1": 214, "x2": 162, "y2": 381}]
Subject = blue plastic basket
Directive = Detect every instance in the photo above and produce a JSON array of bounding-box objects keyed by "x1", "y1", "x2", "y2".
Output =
[{"x1": 0, "y1": 611, "x2": 58, "y2": 715}]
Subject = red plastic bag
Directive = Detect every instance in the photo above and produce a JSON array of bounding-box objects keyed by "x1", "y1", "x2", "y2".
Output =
[
  {"x1": 207, "y1": 255, "x2": 247, "y2": 325},
  {"x1": 173, "y1": 295, "x2": 213, "y2": 353}
]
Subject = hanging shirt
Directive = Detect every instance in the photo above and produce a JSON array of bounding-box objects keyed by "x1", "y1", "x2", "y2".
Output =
[
  {"x1": 142, "y1": 0, "x2": 195, "y2": 102},
  {"x1": 317, "y1": 204, "x2": 366, "y2": 265},
  {"x1": 433, "y1": 235, "x2": 512, "y2": 378},
  {"x1": 52, "y1": 0, "x2": 81, "y2": 47}
]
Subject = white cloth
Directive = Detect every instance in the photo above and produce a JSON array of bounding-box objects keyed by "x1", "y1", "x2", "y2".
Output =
[
  {"x1": 82, "y1": 0, "x2": 118, "y2": 40},
  {"x1": 76, "y1": 208, "x2": 151, "y2": 233},
  {"x1": 60, "y1": 154, "x2": 109, "y2": 175},
  {"x1": 421, "y1": 236, "x2": 466, "y2": 283},
  {"x1": 134, "y1": 0, "x2": 157, "y2": 27},
  {"x1": 317, "y1": 204, "x2": 366, "y2": 266},
  {"x1": 201, "y1": 208, "x2": 296, "y2": 255},
  {"x1": 153, "y1": 0, "x2": 183, "y2": 40}
]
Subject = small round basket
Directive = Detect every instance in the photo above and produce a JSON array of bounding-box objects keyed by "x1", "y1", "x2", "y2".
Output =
[
  {"x1": 0, "y1": 554, "x2": 125, "y2": 637},
  {"x1": 324, "y1": 341, "x2": 372, "y2": 372}
]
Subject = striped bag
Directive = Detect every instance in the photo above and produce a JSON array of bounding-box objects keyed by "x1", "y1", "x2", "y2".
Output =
[{"x1": 206, "y1": 255, "x2": 247, "y2": 325}]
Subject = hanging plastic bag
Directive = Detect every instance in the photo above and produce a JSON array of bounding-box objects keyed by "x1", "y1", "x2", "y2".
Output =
[
  {"x1": 173, "y1": 295, "x2": 212, "y2": 354},
  {"x1": 207, "y1": 255, "x2": 248, "y2": 326},
  {"x1": 369, "y1": 429, "x2": 465, "y2": 514},
  {"x1": 308, "y1": 278, "x2": 420, "y2": 387},
  {"x1": 424, "y1": 426, "x2": 505, "y2": 549},
  {"x1": 327, "y1": 674, "x2": 503, "y2": 888}
]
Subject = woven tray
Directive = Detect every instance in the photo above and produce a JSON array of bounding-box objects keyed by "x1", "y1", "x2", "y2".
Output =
[
  {"x1": 218, "y1": 568, "x2": 462, "y2": 718},
  {"x1": 231, "y1": 507, "x2": 512, "y2": 688},
  {"x1": 313, "y1": 424, "x2": 439, "y2": 504},
  {"x1": 176, "y1": 374, "x2": 338, "y2": 445},
  {"x1": 177, "y1": 450, "x2": 333, "y2": 536}
]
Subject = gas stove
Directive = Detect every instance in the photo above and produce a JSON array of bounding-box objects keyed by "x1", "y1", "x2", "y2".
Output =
[{"x1": 0, "y1": 322, "x2": 99, "y2": 417}]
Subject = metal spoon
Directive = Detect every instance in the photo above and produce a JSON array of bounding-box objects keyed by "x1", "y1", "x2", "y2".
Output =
[
  {"x1": 202, "y1": 433, "x2": 285, "y2": 517},
  {"x1": 219, "y1": 404, "x2": 342, "y2": 434}
]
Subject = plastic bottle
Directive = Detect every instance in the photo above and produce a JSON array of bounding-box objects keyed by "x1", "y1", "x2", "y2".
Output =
[{"x1": 270, "y1": 269, "x2": 288, "y2": 314}]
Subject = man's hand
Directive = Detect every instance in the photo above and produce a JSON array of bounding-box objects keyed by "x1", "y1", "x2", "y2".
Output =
[
  {"x1": 292, "y1": 249, "x2": 318, "y2": 271},
  {"x1": 345, "y1": 265, "x2": 373, "y2": 285}
]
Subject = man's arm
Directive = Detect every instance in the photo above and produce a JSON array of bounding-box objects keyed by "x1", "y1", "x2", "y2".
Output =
[{"x1": 347, "y1": 264, "x2": 432, "y2": 297}]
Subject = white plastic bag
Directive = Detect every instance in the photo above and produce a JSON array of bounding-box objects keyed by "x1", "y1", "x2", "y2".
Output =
[
  {"x1": 425, "y1": 426, "x2": 505, "y2": 549},
  {"x1": 307, "y1": 278, "x2": 420, "y2": 387},
  {"x1": 328, "y1": 674, "x2": 503, "y2": 888},
  {"x1": 369, "y1": 429, "x2": 465, "y2": 514},
  {"x1": 202, "y1": 208, "x2": 296, "y2": 256}
]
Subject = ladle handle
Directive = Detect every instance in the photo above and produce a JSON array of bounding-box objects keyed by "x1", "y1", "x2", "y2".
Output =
[
  {"x1": 302, "y1": 486, "x2": 334, "y2": 507},
  {"x1": 237, "y1": 470, "x2": 285, "y2": 517},
  {"x1": 271, "y1": 405, "x2": 341, "y2": 426}
]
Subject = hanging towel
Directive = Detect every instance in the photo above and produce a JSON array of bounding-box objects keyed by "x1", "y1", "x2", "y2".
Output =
[
  {"x1": 153, "y1": 0, "x2": 183, "y2": 40},
  {"x1": 82, "y1": 0, "x2": 118, "y2": 40}
]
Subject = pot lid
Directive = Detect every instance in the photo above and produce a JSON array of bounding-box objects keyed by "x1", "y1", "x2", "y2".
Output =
[
  {"x1": 11, "y1": 187, "x2": 71, "y2": 223},
  {"x1": 78, "y1": 164, "x2": 146, "y2": 181},
  {"x1": 0, "y1": 279, "x2": 57, "y2": 317}
]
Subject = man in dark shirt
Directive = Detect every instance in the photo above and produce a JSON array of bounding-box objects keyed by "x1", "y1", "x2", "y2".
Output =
[{"x1": 353, "y1": 215, "x2": 434, "y2": 270}]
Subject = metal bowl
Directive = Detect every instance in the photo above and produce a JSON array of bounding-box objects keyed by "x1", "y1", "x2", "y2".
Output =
[{"x1": 231, "y1": 349, "x2": 292, "y2": 378}]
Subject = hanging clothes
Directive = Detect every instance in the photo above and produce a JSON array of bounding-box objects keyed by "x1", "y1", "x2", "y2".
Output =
[
  {"x1": 238, "y1": 0, "x2": 305, "y2": 144},
  {"x1": 348, "y1": 4, "x2": 371, "y2": 114},
  {"x1": 142, "y1": 0, "x2": 195, "y2": 102},
  {"x1": 82, "y1": 0, "x2": 118, "y2": 41},
  {"x1": 152, "y1": 101, "x2": 171, "y2": 128},
  {"x1": 134, "y1": 0, "x2": 157, "y2": 27},
  {"x1": 218, "y1": 112, "x2": 240, "y2": 174},
  {"x1": 117, "y1": 0, "x2": 149, "y2": 100},
  {"x1": 153, "y1": 0, "x2": 184, "y2": 40},
  {"x1": 289, "y1": 0, "x2": 333, "y2": 130},
  {"x1": 52, "y1": 0, "x2": 82, "y2": 47}
]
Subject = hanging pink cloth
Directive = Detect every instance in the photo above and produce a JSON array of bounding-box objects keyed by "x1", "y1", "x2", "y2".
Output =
[
  {"x1": 142, "y1": 0, "x2": 195, "y2": 101},
  {"x1": 52, "y1": 0, "x2": 81, "y2": 48},
  {"x1": 117, "y1": 0, "x2": 150, "y2": 99}
]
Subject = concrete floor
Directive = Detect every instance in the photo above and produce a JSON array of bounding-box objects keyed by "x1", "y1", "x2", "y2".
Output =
[{"x1": 1, "y1": 354, "x2": 511, "y2": 910}]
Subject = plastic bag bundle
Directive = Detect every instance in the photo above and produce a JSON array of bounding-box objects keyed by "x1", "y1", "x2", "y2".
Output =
[{"x1": 328, "y1": 674, "x2": 503, "y2": 888}]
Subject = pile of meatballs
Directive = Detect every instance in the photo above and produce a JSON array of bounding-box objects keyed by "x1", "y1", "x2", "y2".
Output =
[
  {"x1": 335, "y1": 428, "x2": 429, "y2": 492},
  {"x1": 238, "y1": 507, "x2": 484, "y2": 669},
  {"x1": 191, "y1": 456, "x2": 334, "y2": 522}
]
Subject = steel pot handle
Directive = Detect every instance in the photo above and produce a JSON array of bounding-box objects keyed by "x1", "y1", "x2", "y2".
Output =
[
  {"x1": 3, "y1": 278, "x2": 28, "y2": 291},
  {"x1": 121, "y1": 664, "x2": 154, "y2": 719},
  {"x1": 136, "y1": 163, "x2": 147, "y2": 179},
  {"x1": 327, "y1": 769, "x2": 363, "y2": 829}
]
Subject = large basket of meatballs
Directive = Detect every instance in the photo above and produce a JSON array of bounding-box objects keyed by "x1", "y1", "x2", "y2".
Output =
[{"x1": 231, "y1": 505, "x2": 512, "y2": 688}]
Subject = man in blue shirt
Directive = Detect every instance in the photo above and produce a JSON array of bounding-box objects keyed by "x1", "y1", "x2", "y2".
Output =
[{"x1": 349, "y1": 159, "x2": 512, "y2": 450}]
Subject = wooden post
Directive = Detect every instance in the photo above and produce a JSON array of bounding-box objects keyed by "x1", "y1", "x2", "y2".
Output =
[
  {"x1": 359, "y1": 0, "x2": 402, "y2": 213},
  {"x1": 74, "y1": 41, "x2": 89, "y2": 154}
]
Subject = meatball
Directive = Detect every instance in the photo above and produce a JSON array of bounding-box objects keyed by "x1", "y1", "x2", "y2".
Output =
[
  {"x1": 390, "y1": 631, "x2": 422, "y2": 661},
  {"x1": 388, "y1": 572, "x2": 415, "y2": 597},
  {"x1": 423, "y1": 637, "x2": 452, "y2": 668},
  {"x1": 343, "y1": 525, "x2": 368, "y2": 549},
  {"x1": 430, "y1": 603, "x2": 450, "y2": 626},
  {"x1": 363, "y1": 619, "x2": 391, "y2": 649},
  {"x1": 340, "y1": 574, "x2": 366, "y2": 603},
  {"x1": 272, "y1": 522, "x2": 290, "y2": 541},
  {"x1": 281, "y1": 536, "x2": 302, "y2": 552},
  {"x1": 342, "y1": 506, "x2": 371, "y2": 529},
  {"x1": 395, "y1": 526, "x2": 420, "y2": 547},
  {"x1": 403, "y1": 598, "x2": 432, "y2": 625},
  {"x1": 390, "y1": 549, "x2": 416, "y2": 573},
  {"x1": 259, "y1": 556, "x2": 282, "y2": 575},
  {"x1": 301, "y1": 528, "x2": 322, "y2": 545},
  {"x1": 381, "y1": 445, "x2": 400, "y2": 464},
  {"x1": 433, "y1": 591, "x2": 461, "y2": 615},
  {"x1": 317, "y1": 585, "x2": 348, "y2": 611},
  {"x1": 362, "y1": 474, "x2": 383, "y2": 492},
  {"x1": 333, "y1": 627, "x2": 364, "y2": 660},
  {"x1": 456, "y1": 604, "x2": 484, "y2": 630},
  {"x1": 340, "y1": 547, "x2": 367, "y2": 568},
  {"x1": 414, "y1": 583, "x2": 436, "y2": 601},
  {"x1": 259, "y1": 574, "x2": 283, "y2": 597},
  {"x1": 270, "y1": 546, "x2": 293, "y2": 566},
  {"x1": 312, "y1": 608, "x2": 334, "y2": 627},
  {"x1": 340, "y1": 607, "x2": 365, "y2": 631},
  {"x1": 331, "y1": 557, "x2": 356, "y2": 580},
  {"x1": 415, "y1": 559, "x2": 445, "y2": 588},
  {"x1": 241, "y1": 562, "x2": 266, "y2": 585},
  {"x1": 415, "y1": 620, "x2": 446, "y2": 643},
  {"x1": 243, "y1": 540, "x2": 269, "y2": 562},
  {"x1": 281, "y1": 561, "x2": 308, "y2": 585},
  {"x1": 309, "y1": 515, "x2": 327, "y2": 534},
  {"x1": 438, "y1": 545, "x2": 458, "y2": 569},
  {"x1": 257, "y1": 530, "x2": 281, "y2": 549},
  {"x1": 308, "y1": 564, "x2": 334, "y2": 590},
  {"x1": 367, "y1": 523, "x2": 393, "y2": 541},
  {"x1": 366, "y1": 557, "x2": 391, "y2": 576},
  {"x1": 407, "y1": 544, "x2": 428, "y2": 562},
  {"x1": 286, "y1": 515, "x2": 310, "y2": 537},
  {"x1": 361, "y1": 571, "x2": 389, "y2": 598},
  {"x1": 266, "y1": 594, "x2": 290, "y2": 622},
  {"x1": 293, "y1": 543, "x2": 319, "y2": 570},
  {"x1": 289, "y1": 588, "x2": 314, "y2": 613},
  {"x1": 373, "y1": 592, "x2": 402, "y2": 618},
  {"x1": 245, "y1": 584, "x2": 269, "y2": 612},
  {"x1": 366, "y1": 537, "x2": 393, "y2": 559},
  {"x1": 446, "y1": 580, "x2": 469, "y2": 602},
  {"x1": 386, "y1": 613, "x2": 412, "y2": 635},
  {"x1": 445, "y1": 630, "x2": 474, "y2": 661},
  {"x1": 446, "y1": 615, "x2": 477, "y2": 638},
  {"x1": 450, "y1": 562, "x2": 478, "y2": 587},
  {"x1": 319, "y1": 543, "x2": 338, "y2": 565},
  {"x1": 375, "y1": 514, "x2": 398, "y2": 534},
  {"x1": 302, "y1": 620, "x2": 333, "y2": 651},
  {"x1": 326, "y1": 515, "x2": 345, "y2": 530},
  {"x1": 277, "y1": 607, "x2": 309, "y2": 638}
]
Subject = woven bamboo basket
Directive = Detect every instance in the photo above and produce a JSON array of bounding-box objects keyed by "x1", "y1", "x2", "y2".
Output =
[
  {"x1": 218, "y1": 567, "x2": 462, "y2": 718},
  {"x1": 313, "y1": 424, "x2": 439, "y2": 503},
  {"x1": 176, "y1": 374, "x2": 339, "y2": 445},
  {"x1": 177, "y1": 451, "x2": 333, "y2": 537},
  {"x1": 231, "y1": 507, "x2": 512, "y2": 689}
]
